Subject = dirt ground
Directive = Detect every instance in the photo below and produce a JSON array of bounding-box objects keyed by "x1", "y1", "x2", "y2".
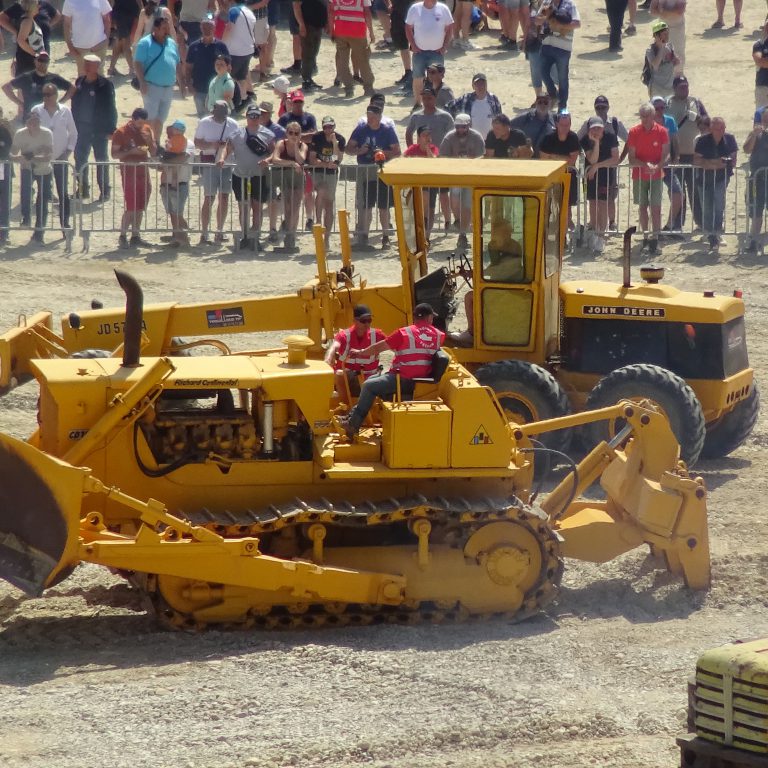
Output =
[{"x1": 2, "y1": 2, "x2": 768, "y2": 766}]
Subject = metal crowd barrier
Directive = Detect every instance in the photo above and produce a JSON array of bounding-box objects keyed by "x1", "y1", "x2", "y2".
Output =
[{"x1": 0, "y1": 159, "x2": 762, "y2": 254}]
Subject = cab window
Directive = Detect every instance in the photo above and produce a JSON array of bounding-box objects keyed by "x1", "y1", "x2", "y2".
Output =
[{"x1": 545, "y1": 184, "x2": 563, "y2": 278}]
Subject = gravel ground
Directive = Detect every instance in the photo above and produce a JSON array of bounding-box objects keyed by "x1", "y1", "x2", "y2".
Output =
[{"x1": 2, "y1": 2, "x2": 768, "y2": 765}]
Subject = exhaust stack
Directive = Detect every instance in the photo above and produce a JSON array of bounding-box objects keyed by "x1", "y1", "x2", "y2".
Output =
[
  {"x1": 114, "y1": 269, "x2": 143, "y2": 367},
  {"x1": 622, "y1": 226, "x2": 637, "y2": 288}
]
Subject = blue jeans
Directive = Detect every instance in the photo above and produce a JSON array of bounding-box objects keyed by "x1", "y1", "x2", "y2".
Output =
[
  {"x1": 539, "y1": 44, "x2": 571, "y2": 110},
  {"x1": 699, "y1": 174, "x2": 728, "y2": 235},
  {"x1": 20, "y1": 169, "x2": 52, "y2": 232},
  {"x1": 349, "y1": 372, "x2": 399, "y2": 430},
  {"x1": 74, "y1": 126, "x2": 110, "y2": 195},
  {"x1": 527, "y1": 47, "x2": 558, "y2": 91},
  {"x1": 412, "y1": 50, "x2": 444, "y2": 78}
]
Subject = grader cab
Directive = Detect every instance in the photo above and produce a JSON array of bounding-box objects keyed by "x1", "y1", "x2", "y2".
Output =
[{"x1": 0, "y1": 159, "x2": 757, "y2": 465}]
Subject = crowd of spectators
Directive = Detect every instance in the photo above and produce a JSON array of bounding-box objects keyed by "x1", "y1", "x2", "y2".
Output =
[{"x1": 0, "y1": 0, "x2": 764, "y2": 255}]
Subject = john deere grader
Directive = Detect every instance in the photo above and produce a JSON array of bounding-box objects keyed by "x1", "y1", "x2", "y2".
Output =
[{"x1": 0, "y1": 272, "x2": 710, "y2": 630}]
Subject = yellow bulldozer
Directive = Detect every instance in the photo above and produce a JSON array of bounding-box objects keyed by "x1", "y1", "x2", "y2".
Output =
[
  {"x1": 0, "y1": 271, "x2": 710, "y2": 629},
  {"x1": 0, "y1": 159, "x2": 756, "y2": 465}
]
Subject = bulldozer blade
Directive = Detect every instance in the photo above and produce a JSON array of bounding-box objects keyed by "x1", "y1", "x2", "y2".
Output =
[{"x1": 0, "y1": 434, "x2": 88, "y2": 596}]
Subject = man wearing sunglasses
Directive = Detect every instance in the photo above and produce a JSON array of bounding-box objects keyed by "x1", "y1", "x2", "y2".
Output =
[
  {"x1": 325, "y1": 304, "x2": 385, "y2": 405},
  {"x1": 426, "y1": 61, "x2": 453, "y2": 109}
]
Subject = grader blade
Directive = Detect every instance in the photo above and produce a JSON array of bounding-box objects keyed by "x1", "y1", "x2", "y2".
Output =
[{"x1": 0, "y1": 434, "x2": 88, "y2": 595}]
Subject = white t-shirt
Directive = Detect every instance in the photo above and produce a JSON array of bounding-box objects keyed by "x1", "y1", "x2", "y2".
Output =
[
  {"x1": 62, "y1": 0, "x2": 112, "y2": 49},
  {"x1": 470, "y1": 97, "x2": 494, "y2": 141},
  {"x1": 194, "y1": 116, "x2": 240, "y2": 163},
  {"x1": 405, "y1": 2, "x2": 453, "y2": 52},
  {"x1": 224, "y1": 5, "x2": 264, "y2": 56}
]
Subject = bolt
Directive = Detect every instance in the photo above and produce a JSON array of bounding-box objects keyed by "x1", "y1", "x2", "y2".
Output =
[
  {"x1": 687, "y1": 537, "x2": 697, "y2": 550},
  {"x1": 695, "y1": 488, "x2": 705, "y2": 499},
  {"x1": 640, "y1": 414, "x2": 650, "y2": 425}
]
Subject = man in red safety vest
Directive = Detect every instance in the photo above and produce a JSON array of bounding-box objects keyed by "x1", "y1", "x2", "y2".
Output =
[
  {"x1": 342, "y1": 302, "x2": 445, "y2": 438},
  {"x1": 327, "y1": 0, "x2": 375, "y2": 98},
  {"x1": 325, "y1": 303, "x2": 385, "y2": 404}
]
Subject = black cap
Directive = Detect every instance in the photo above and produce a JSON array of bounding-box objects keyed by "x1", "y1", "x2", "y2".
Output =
[
  {"x1": 353, "y1": 304, "x2": 372, "y2": 319},
  {"x1": 416, "y1": 125, "x2": 431, "y2": 136},
  {"x1": 673, "y1": 75, "x2": 688, "y2": 87},
  {"x1": 414, "y1": 303, "x2": 436, "y2": 318},
  {"x1": 366, "y1": 104, "x2": 382, "y2": 114},
  {"x1": 594, "y1": 95, "x2": 609, "y2": 107}
]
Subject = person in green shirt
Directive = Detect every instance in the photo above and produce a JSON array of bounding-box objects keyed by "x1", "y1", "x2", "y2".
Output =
[{"x1": 206, "y1": 53, "x2": 235, "y2": 112}]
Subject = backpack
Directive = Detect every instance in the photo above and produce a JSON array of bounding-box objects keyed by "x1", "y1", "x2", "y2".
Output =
[{"x1": 641, "y1": 54, "x2": 652, "y2": 86}]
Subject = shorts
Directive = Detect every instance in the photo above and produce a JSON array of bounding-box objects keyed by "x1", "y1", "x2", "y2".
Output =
[
  {"x1": 288, "y1": 1, "x2": 300, "y2": 35},
  {"x1": 230, "y1": 54, "x2": 252, "y2": 81},
  {"x1": 113, "y1": 13, "x2": 137, "y2": 39},
  {"x1": 757, "y1": 85, "x2": 768, "y2": 110},
  {"x1": 632, "y1": 177, "x2": 664, "y2": 207},
  {"x1": 498, "y1": 0, "x2": 525, "y2": 8},
  {"x1": 121, "y1": 165, "x2": 150, "y2": 211},
  {"x1": 271, "y1": 165, "x2": 304, "y2": 190},
  {"x1": 311, "y1": 169, "x2": 339, "y2": 196},
  {"x1": 450, "y1": 186, "x2": 471, "y2": 208},
  {"x1": 372, "y1": 0, "x2": 388, "y2": 12},
  {"x1": 748, "y1": 169, "x2": 768, "y2": 218},
  {"x1": 357, "y1": 177, "x2": 394, "y2": 209},
  {"x1": 412, "y1": 50, "x2": 444, "y2": 79},
  {"x1": 180, "y1": 20, "x2": 202, "y2": 44},
  {"x1": 160, "y1": 182, "x2": 189, "y2": 215},
  {"x1": 143, "y1": 83, "x2": 174, "y2": 125},
  {"x1": 232, "y1": 173, "x2": 270, "y2": 202},
  {"x1": 202, "y1": 164, "x2": 234, "y2": 196},
  {"x1": 390, "y1": 10, "x2": 408, "y2": 50},
  {"x1": 586, "y1": 169, "x2": 617, "y2": 201},
  {"x1": 662, "y1": 168, "x2": 682, "y2": 195},
  {"x1": 268, "y1": 0, "x2": 280, "y2": 26}
]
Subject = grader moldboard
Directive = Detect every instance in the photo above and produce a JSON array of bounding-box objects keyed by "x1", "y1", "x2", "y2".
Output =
[
  {"x1": 0, "y1": 159, "x2": 756, "y2": 466},
  {"x1": 0, "y1": 271, "x2": 711, "y2": 630}
]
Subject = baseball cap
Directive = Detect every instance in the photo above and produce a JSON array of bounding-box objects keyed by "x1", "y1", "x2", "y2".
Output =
[
  {"x1": 321, "y1": 115, "x2": 335, "y2": 126},
  {"x1": 472, "y1": 72, "x2": 487, "y2": 84},
  {"x1": 651, "y1": 95, "x2": 667, "y2": 106},
  {"x1": 83, "y1": 53, "x2": 101, "y2": 63},
  {"x1": 366, "y1": 103, "x2": 382, "y2": 114},
  {"x1": 673, "y1": 75, "x2": 688, "y2": 87},
  {"x1": 270, "y1": 75, "x2": 290, "y2": 94},
  {"x1": 652, "y1": 19, "x2": 668, "y2": 34},
  {"x1": 131, "y1": 107, "x2": 149, "y2": 120},
  {"x1": 258, "y1": 100, "x2": 273, "y2": 113},
  {"x1": 170, "y1": 119, "x2": 186, "y2": 131},
  {"x1": 594, "y1": 95, "x2": 609, "y2": 107},
  {"x1": 427, "y1": 62, "x2": 445, "y2": 72},
  {"x1": 414, "y1": 303, "x2": 436, "y2": 319},
  {"x1": 35, "y1": 51, "x2": 50, "y2": 60},
  {"x1": 246, "y1": 104, "x2": 260, "y2": 117},
  {"x1": 353, "y1": 304, "x2": 372, "y2": 319},
  {"x1": 213, "y1": 99, "x2": 229, "y2": 109},
  {"x1": 454, "y1": 113, "x2": 471, "y2": 126},
  {"x1": 289, "y1": 89, "x2": 305, "y2": 102},
  {"x1": 417, "y1": 125, "x2": 432, "y2": 136},
  {"x1": 587, "y1": 116, "x2": 604, "y2": 128},
  {"x1": 200, "y1": 13, "x2": 215, "y2": 24}
]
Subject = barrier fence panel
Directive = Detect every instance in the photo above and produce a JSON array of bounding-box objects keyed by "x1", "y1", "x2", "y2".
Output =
[{"x1": 0, "y1": 158, "x2": 757, "y2": 255}]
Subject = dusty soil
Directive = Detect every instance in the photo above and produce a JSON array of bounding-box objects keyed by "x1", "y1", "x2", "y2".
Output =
[{"x1": 2, "y1": 2, "x2": 768, "y2": 766}]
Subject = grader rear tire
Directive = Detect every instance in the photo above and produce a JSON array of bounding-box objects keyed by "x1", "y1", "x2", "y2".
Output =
[
  {"x1": 475, "y1": 360, "x2": 572, "y2": 454},
  {"x1": 700, "y1": 383, "x2": 760, "y2": 459},
  {"x1": 584, "y1": 364, "x2": 706, "y2": 466}
]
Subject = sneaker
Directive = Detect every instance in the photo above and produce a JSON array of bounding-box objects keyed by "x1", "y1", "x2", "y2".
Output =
[
  {"x1": 118, "y1": 234, "x2": 129, "y2": 249},
  {"x1": 305, "y1": 217, "x2": 314, "y2": 231},
  {"x1": 214, "y1": 232, "x2": 229, "y2": 243},
  {"x1": 99, "y1": 190, "x2": 111, "y2": 202},
  {"x1": 302, "y1": 79, "x2": 322, "y2": 91},
  {"x1": 344, "y1": 85, "x2": 354, "y2": 97},
  {"x1": 268, "y1": 228, "x2": 279, "y2": 244},
  {"x1": 239, "y1": 236, "x2": 255, "y2": 250},
  {"x1": 499, "y1": 34, "x2": 509, "y2": 44},
  {"x1": 506, "y1": 40, "x2": 518, "y2": 51},
  {"x1": 129, "y1": 234, "x2": 151, "y2": 247},
  {"x1": 395, "y1": 71, "x2": 411, "y2": 86},
  {"x1": 76, "y1": 187, "x2": 90, "y2": 200},
  {"x1": 624, "y1": 24, "x2": 636, "y2": 35},
  {"x1": 381, "y1": 235, "x2": 391, "y2": 249},
  {"x1": 198, "y1": 234, "x2": 212, "y2": 245},
  {"x1": 30, "y1": 231, "x2": 44, "y2": 244},
  {"x1": 375, "y1": 39, "x2": 392, "y2": 50},
  {"x1": 284, "y1": 232, "x2": 296, "y2": 248},
  {"x1": 457, "y1": 232, "x2": 469, "y2": 251},
  {"x1": 20, "y1": 217, "x2": 30, "y2": 227},
  {"x1": 281, "y1": 62, "x2": 301, "y2": 74},
  {"x1": 463, "y1": 39, "x2": 479, "y2": 50},
  {"x1": 647, "y1": 238, "x2": 659, "y2": 255}
]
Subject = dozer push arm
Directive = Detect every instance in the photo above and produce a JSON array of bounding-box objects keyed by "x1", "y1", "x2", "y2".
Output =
[{"x1": 515, "y1": 401, "x2": 711, "y2": 590}]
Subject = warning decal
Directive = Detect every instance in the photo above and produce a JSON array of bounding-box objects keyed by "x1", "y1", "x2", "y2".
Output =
[{"x1": 470, "y1": 426, "x2": 493, "y2": 445}]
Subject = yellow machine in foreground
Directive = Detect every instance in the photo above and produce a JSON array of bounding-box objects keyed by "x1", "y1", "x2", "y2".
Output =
[
  {"x1": 0, "y1": 159, "x2": 756, "y2": 465},
  {"x1": 678, "y1": 639, "x2": 768, "y2": 767},
  {"x1": 0, "y1": 273, "x2": 710, "y2": 629}
]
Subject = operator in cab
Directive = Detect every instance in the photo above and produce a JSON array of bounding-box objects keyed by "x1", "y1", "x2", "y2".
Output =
[
  {"x1": 341, "y1": 303, "x2": 445, "y2": 439},
  {"x1": 325, "y1": 304, "x2": 385, "y2": 405}
]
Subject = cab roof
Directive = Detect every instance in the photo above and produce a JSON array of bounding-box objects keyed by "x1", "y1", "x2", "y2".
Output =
[{"x1": 379, "y1": 158, "x2": 568, "y2": 190}]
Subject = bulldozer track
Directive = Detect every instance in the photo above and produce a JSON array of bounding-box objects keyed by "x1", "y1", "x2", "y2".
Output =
[{"x1": 142, "y1": 494, "x2": 565, "y2": 631}]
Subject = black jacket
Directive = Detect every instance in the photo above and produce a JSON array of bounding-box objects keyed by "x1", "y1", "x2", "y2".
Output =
[{"x1": 71, "y1": 74, "x2": 117, "y2": 135}]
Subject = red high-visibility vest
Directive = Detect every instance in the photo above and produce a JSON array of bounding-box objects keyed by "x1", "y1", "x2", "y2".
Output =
[
  {"x1": 336, "y1": 326, "x2": 381, "y2": 377},
  {"x1": 331, "y1": 0, "x2": 367, "y2": 38},
  {"x1": 391, "y1": 325, "x2": 442, "y2": 379}
]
